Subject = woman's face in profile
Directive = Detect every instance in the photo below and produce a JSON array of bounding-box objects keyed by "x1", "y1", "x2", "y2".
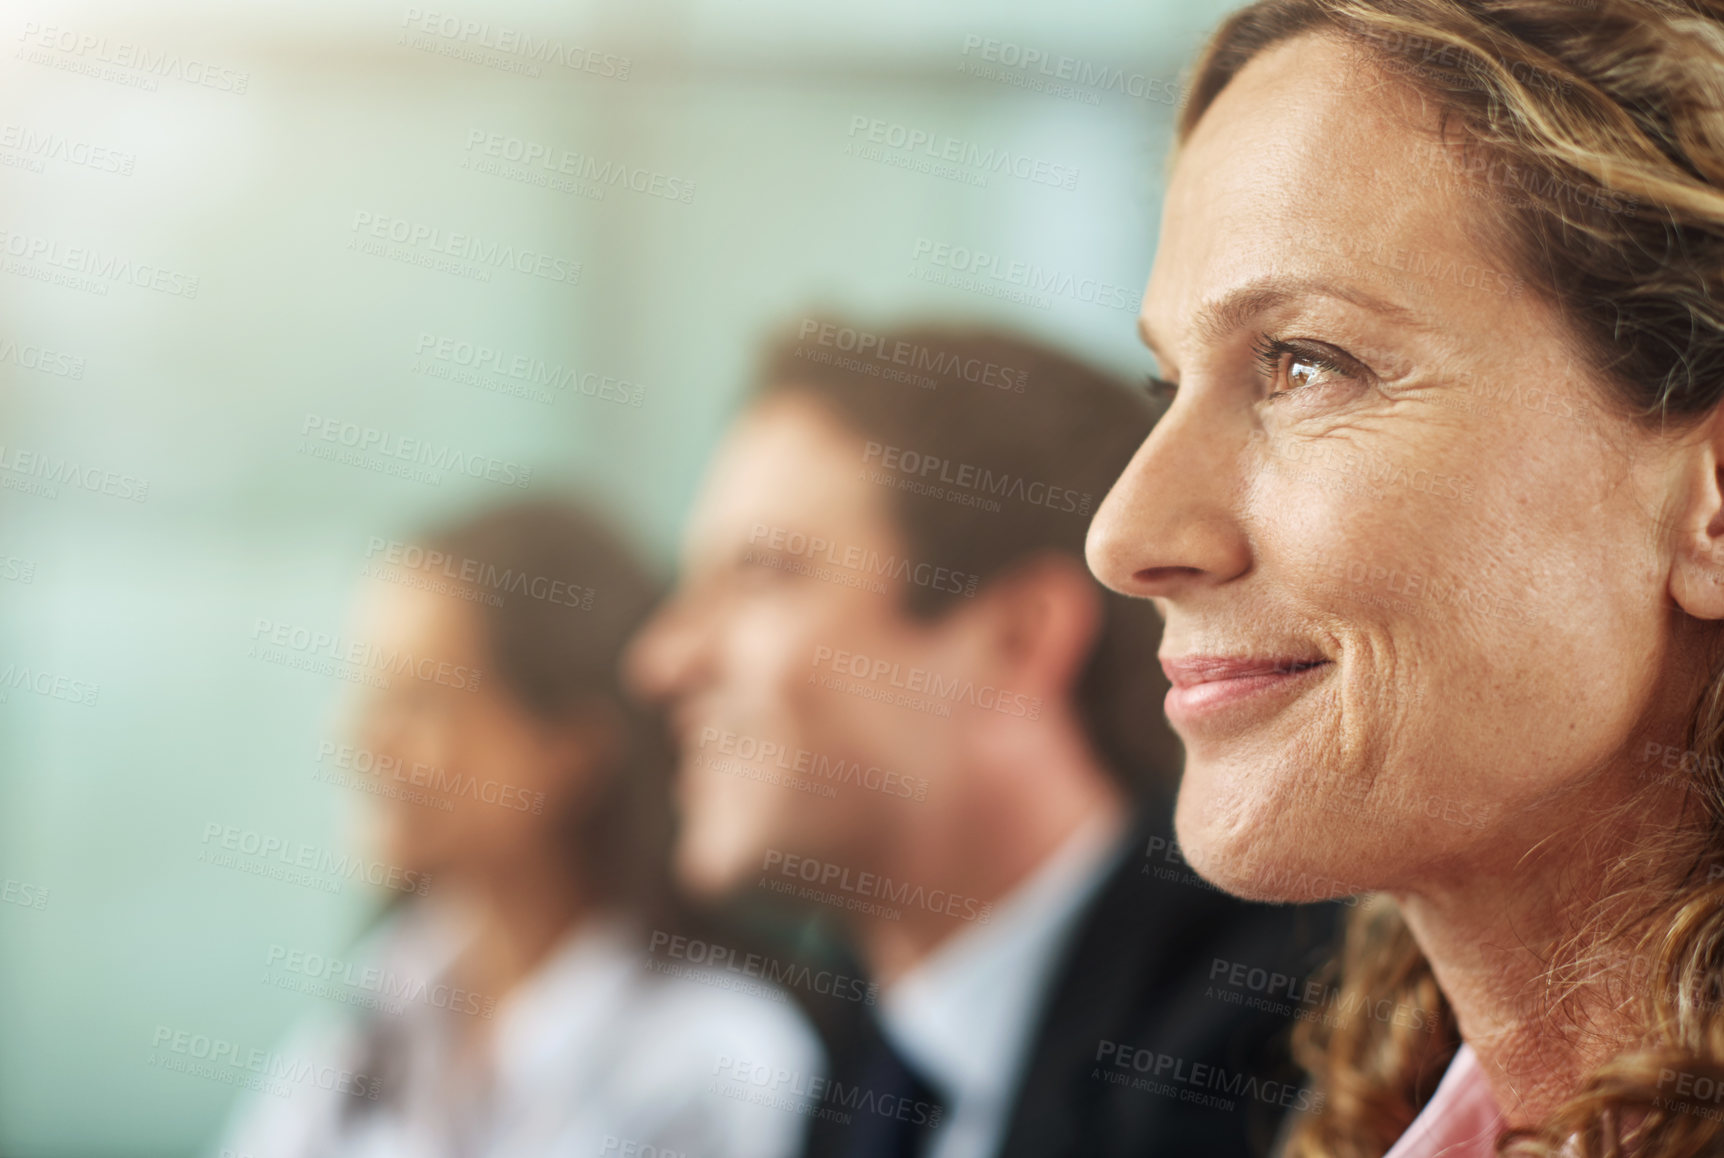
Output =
[
  {"x1": 1087, "y1": 33, "x2": 1697, "y2": 901},
  {"x1": 348, "y1": 581, "x2": 589, "y2": 884}
]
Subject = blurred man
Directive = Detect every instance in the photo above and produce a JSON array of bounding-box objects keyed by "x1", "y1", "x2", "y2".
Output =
[{"x1": 628, "y1": 320, "x2": 1337, "y2": 1158}]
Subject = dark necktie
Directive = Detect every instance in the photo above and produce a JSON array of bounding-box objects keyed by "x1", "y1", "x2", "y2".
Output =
[{"x1": 835, "y1": 1029, "x2": 947, "y2": 1158}]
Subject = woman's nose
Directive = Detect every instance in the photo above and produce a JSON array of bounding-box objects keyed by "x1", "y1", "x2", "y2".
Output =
[{"x1": 1086, "y1": 397, "x2": 1253, "y2": 601}]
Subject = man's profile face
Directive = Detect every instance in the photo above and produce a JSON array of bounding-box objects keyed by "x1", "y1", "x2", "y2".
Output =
[{"x1": 627, "y1": 392, "x2": 954, "y2": 897}]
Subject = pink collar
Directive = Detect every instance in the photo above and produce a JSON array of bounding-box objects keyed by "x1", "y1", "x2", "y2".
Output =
[{"x1": 1383, "y1": 1045, "x2": 1506, "y2": 1158}]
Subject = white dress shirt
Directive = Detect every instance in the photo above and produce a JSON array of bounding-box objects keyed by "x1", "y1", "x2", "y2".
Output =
[
  {"x1": 216, "y1": 901, "x2": 824, "y2": 1158},
  {"x1": 877, "y1": 807, "x2": 1129, "y2": 1158}
]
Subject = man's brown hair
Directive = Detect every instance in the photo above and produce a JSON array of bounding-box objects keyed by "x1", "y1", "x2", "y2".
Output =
[{"x1": 752, "y1": 317, "x2": 1179, "y2": 795}]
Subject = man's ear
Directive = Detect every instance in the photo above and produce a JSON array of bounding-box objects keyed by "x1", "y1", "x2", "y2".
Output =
[
  {"x1": 971, "y1": 553, "x2": 1103, "y2": 698},
  {"x1": 1669, "y1": 409, "x2": 1724, "y2": 620}
]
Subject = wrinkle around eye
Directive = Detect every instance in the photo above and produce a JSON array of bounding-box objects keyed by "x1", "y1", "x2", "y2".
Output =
[
  {"x1": 1363, "y1": 372, "x2": 1488, "y2": 438},
  {"x1": 1262, "y1": 406, "x2": 1474, "y2": 489}
]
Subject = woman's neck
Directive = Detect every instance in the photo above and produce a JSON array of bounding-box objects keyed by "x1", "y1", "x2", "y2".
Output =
[
  {"x1": 448, "y1": 867, "x2": 597, "y2": 1014},
  {"x1": 1394, "y1": 769, "x2": 1698, "y2": 1128}
]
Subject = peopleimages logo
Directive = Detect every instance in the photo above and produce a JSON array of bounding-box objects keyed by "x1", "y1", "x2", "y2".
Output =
[
  {"x1": 1094, "y1": 1039, "x2": 1325, "y2": 1114},
  {"x1": 0, "y1": 663, "x2": 99, "y2": 706},
  {"x1": 348, "y1": 211, "x2": 580, "y2": 286},
  {"x1": 264, "y1": 943, "x2": 496, "y2": 1018},
  {"x1": 17, "y1": 23, "x2": 251, "y2": 93},
  {"x1": 1656, "y1": 1067, "x2": 1724, "y2": 1121},
  {"x1": 713, "y1": 1055, "x2": 943, "y2": 1128},
  {"x1": 1, "y1": 877, "x2": 48, "y2": 911},
  {"x1": 297, "y1": 414, "x2": 533, "y2": 489},
  {"x1": 1141, "y1": 833, "x2": 1366, "y2": 908},
  {"x1": 413, "y1": 333, "x2": 644, "y2": 407},
  {"x1": 199, "y1": 823, "x2": 433, "y2": 896},
  {"x1": 1206, "y1": 956, "x2": 1434, "y2": 1034},
  {"x1": 862, "y1": 441, "x2": 1092, "y2": 517},
  {"x1": 363, "y1": 536, "x2": 594, "y2": 609},
  {"x1": 794, "y1": 319, "x2": 1029, "y2": 392},
  {"x1": 398, "y1": 7, "x2": 632, "y2": 80},
  {"x1": 250, "y1": 618, "x2": 484, "y2": 691},
  {"x1": 0, "y1": 123, "x2": 136, "y2": 175},
  {"x1": 1252, "y1": 427, "x2": 1475, "y2": 505},
  {"x1": 811, "y1": 645, "x2": 1042, "y2": 720},
  {"x1": 149, "y1": 1025, "x2": 378, "y2": 1100},
  {"x1": 647, "y1": 930, "x2": 879, "y2": 1006},
  {"x1": 846, "y1": 115, "x2": 1080, "y2": 191},
  {"x1": 316, "y1": 742, "x2": 546, "y2": 814},
  {"x1": 0, "y1": 334, "x2": 84, "y2": 379},
  {"x1": 0, "y1": 443, "x2": 148, "y2": 502},
  {"x1": 760, "y1": 849, "x2": 993, "y2": 924},
  {"x1": 463, "y1": 131, "x2": 694, "y2": 204},
  {"x1": 696, "y1": 726, "x2": 929, "y2": 802},
  {"x1": 747, "y1": 522, "x2": 980, "y2": 599},
  {"x1": 911, "y1": 238, "x2": 1138, "y2": 311},
  {"x1": 958, "y1": 36, "x2": 1181, "y2": 106},
  {"x1": 0, "y1": 226, "x2": 198, "y2": 298}
]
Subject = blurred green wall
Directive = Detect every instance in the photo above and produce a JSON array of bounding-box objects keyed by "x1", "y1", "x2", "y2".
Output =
[{"x1": 0, "y1": 0, "x2": 1239, "y2": 1153}]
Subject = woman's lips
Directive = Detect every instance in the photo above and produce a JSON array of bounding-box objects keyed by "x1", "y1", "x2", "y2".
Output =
[{"x1": 1160, "y1": 655, "x2": 1332, "y2": 728}]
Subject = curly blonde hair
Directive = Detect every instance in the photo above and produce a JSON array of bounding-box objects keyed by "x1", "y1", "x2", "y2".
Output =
[{"x1": 1177, "y1": 1, "x2": 1724, "y2": 1155}]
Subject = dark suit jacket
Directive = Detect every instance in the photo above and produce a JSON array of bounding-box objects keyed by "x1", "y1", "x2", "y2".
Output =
[{"x1": 798, "y1": 800, "x2": 1342, "y2": 1158}]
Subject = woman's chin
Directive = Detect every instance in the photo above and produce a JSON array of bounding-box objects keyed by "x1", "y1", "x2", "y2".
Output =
[
  {"x1": 1179, "y1": 842, "x2": 1286, "y2": 902},
  {"x1": 1174, "y1": 784, "x2": 1366, "y2": 903}
]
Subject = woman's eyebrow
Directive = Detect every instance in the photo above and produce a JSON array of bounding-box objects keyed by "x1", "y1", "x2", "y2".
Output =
[{"x1": 1139, "y1": 276, "x2": 1424, "y2": 367}]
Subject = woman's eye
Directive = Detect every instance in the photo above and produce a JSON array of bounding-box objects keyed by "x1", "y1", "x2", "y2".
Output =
[
  {"x1": 1285, "y1": 356, "x2": 1322, "y2": 391},
  {"x1": 1250, "y1": 334, "x2": 1363, "y2": 400}
]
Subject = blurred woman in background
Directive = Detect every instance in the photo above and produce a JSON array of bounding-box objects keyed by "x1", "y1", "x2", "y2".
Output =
[{"x1": 219, "y1": 499, "x2": 821, "y2": 1158}]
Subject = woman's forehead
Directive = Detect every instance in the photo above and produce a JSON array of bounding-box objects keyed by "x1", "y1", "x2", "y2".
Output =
[{"x1": 1147, "y1": 38, "x2": 1499, "y2": 356}]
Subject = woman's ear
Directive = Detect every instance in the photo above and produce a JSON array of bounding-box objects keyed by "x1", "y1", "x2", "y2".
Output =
[{"x1": 1669, "y1": 409, "x2": 1724, "y2": 620}]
